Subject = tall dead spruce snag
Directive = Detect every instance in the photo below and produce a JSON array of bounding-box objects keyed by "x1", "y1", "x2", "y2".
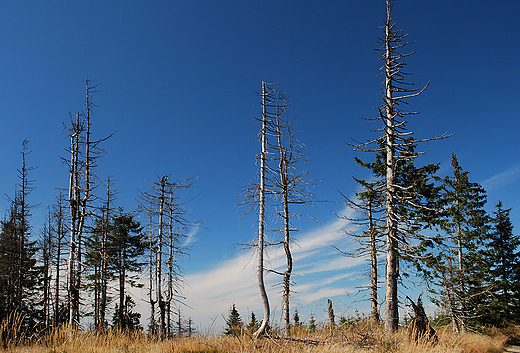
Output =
[
  {"x1": 65, "y1": 79, "x2": 114, "y2": 328},
  {"x1": 354, "y1": 0, "x2": 448, "y2": 332}
]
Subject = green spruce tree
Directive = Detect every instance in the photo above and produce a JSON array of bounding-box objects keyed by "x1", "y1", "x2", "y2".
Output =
[
  {"x1": 0, "y1": 140, "x2": 42, "y2": 330},
  {"x1": 246, "y1": 312, "x2": 259, "y2": 334},
  {"x1": 479, "y1": 201, "x2": 520, "y2": 325},
  {"x1": 112, "y1": 295, "x2": 142, "y2": 331},
  {"x1": 308, "y1": 314, "x2": 316, "y2": 333},
  {"x1": 420, "y1": 154, "x2": 490, "y2": 332},
  {"x1": 293, "y1": 309, "x2": 300, "y2": 326},
  {"x1": 0, "y1": 196, "x2": 42, "y2": 328},
  {"x1": 351, "y1": 138, "x2": 440, "y2": 323},
  {"x1": 109, "y1": 209, "x2": 146, "y2": 331},
  {"x1": 224, "y1": 304, "x2": 243, "y2": 336}
]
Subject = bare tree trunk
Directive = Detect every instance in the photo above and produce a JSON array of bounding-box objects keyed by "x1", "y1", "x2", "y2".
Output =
[
  {"x1": 275, "y1": 111, "x2": 292, "y2": 338},
  {"x1": 54, "y1": 227, "x2": 62, "y2": 327},
  {"x1": 119, "y1": 254, "x2": 126, "y2": 330},
  {"x1": 68, "y1": 112, "x2": 81, "y2": 328},
  {"x1": 369, "y1": 198, "x2": 380, "y2": 323},
  {"x1": 99, "y1": 178, "x2": 111, "y2": 330},
  {"x1": 177, "y1": 308, "x2": 182, "y2": 338},
  {"x1": 53, "y1": 192, "x2": 66, "y2": 327},
  {"x1": 148, "y1": 211, "x2": 157, "y2": 334},
  {"x1": 282, "y1": 189, "x2": 292, "y2": 338},
  {"x1": 442, "y1": 264, "x2": 460, "y2": 334},
  {"x1": 72, "y1": 80, "x2": 93, "y2": 327},
  {"x1": 167, "y1": 201, "x2": 174, "y2": 338},
  {"x1": 383, "y1": 0, "x2": 399, "y2": 333},
  {"x1": 157, "y1": 177, "x2": 166, "y2": 339},
  {"x1": 42, "y1": 209, "x2": 53, "y2": 327},
  {"x1": 15, "y1": 139, "x2": 33, "y2": 312},
  {"x1": 67, "y1": 79, "x2": 98, "y2": 328},
  {"x1": 254, "y1": 81, "x2": 270, "y2": 338},
  {"x1": 456, "y1": 218, "x2": 466, "y2": 331}
]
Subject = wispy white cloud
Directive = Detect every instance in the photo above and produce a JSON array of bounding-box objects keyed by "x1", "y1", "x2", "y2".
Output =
[
  {"x1": 296, "y1": 287, "x2": 352, "y2": 308},
  {"x1": 182, "y1": 227, "x2": 200, "y2": 247},
  {"x1": 481, "y1": 164, "x2": 520, "y2": 191},
  {"x1": 128, "y1": 206, "x2": 364, "y2": 331},
  {"x1": 177, "y1": 206, "x2": 363, "y2": 328}
]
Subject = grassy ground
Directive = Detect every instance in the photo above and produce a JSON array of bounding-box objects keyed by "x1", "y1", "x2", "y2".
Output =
[{"x1": 1, "y1": 320, "x2": 517, "y2": 353}]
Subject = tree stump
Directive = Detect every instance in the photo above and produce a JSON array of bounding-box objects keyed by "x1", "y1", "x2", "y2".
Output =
[{"x1": 407, "y1": 296, "x2": 438, "y2": 345}]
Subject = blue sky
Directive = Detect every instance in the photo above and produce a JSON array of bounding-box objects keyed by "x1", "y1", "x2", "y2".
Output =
[{"x1": 1, "y1": 0, "x2": 519, "y2": 330}]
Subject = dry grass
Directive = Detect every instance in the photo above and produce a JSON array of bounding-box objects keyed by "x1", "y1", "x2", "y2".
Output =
[{"x1": 0, "y1": 318, "x2": 515, "y2": 353}]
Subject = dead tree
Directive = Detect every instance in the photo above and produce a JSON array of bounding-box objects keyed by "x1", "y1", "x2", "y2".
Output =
[
  {"x1": 241, "y1": 82, "x2": 316, "y2": 338},
  {"x1": 337, "y1": 178, "x2": 385, "y2": 324},
  {"x1": 15, "y1": 139, "x2": 36, "y2": 312},
  {"x1": 176, "y1": 307, "x2": 183, "y2": 338},
  {"x1": 146, "y1": 208, "x2": 157, "y2": 334},
  {"x1": 406, "y1": 295, "x2": 437, "y2": 344},
  {"x1": 139, "y1": 175, "x2": 197, "y2": 339},
  {"x1": 99, "y1": 177, "x2": 115, "y2": 330},
  {"x1": 241, "y1": 82, "x2": 280, "y2": 337},
  {"x1": 271, "y1": 98, "x2": 315, "y2": 338},
  {"x1": 40, "y1": 209, "x2": 54, "y2": 327},
  {"x1": 51, "y1": 191, "x2": 68, "y2": 327},
  {"x1": 64, "y1": 79, "x2": 113, "y2": 328},
  {"x1": 86, "y1": 176, "x2": 117, "y2": 330},
  {"x1": 353, "y1": 0, "x2": 448, "y2": 332},
  {"x1": 327, "y1": 299, "x2": 335, "y2": 331},
  {"x1": 165, "y1": 187, "x2": 191, "y2": 337},
  {"x1": 66, "y1": 111, "x2": 82, "y2": 328},
  {"x1": 254, "y1": 82, "x2": 271, "y2": 338}
]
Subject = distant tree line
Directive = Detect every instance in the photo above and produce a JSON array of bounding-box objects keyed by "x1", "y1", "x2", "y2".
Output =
[{"x1": 0, "y1": 80, "x2": 198, "y2": 338}]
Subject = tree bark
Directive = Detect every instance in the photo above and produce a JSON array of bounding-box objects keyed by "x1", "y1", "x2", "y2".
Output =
[
  {"x1": 328, "y1": 299, "x2": 335, "y2": 331},
  {"x1": 384, "y1": 0, "x2": 399, "y2": 332},
  {"x1": 369, "y1": 198, "x2": 380, "y2": 323},
  {"x1": 254, "y1": 81, "x2": 270, "y2": 338},
  {"x1": 157, "y1": 177, "x2": 166, "y2": 339},
  {"x1": 276, "y1": 112, "x2": 293, "y2": 338},
  {"x1": 68, "y1": 112, "x2": 80, "y2": 328}
]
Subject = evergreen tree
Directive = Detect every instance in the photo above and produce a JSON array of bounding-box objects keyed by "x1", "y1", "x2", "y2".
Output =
[
  {"x1": 352, "y1": 139, "x2": 440, "y2": 322},
  {"x1": 109, "y1": 209, "x2": 146, "y2": 331},
  {"x1": 0, "y1": 140, "x2": 42, "y2": 329},
  {"x1": 293, "y1": 309, "x2": 300, "y2": 326},
  {"x1": 339, "y1": 316, "x2": 347, "y2": 326},
  {"x1": 85, "y1": 217, "x2": 114, "y2": 330},
  {"x1": 308, "y1": 314, "x2": 316, "y2": 333},
  {"x1": 246, "y1": 312, "x2": 259, "y2": 334},
  {"x1": 479, "y1": 201, "x2": 520, "y2": 325},
  {"x1": 223, "y1": 303, "x2": 243, "y2": 336},
  {"x1": 112, "y1": 295, "x2": 142, "y2": 331},
  {"x1": 0, "y1": 194, "x2": 42, "y2": 328},
  {"x1": 420, "y1": 154, "x2": 490, "y2": 332}
]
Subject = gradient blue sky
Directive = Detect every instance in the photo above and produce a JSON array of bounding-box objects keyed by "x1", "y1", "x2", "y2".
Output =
[{"x1": 1, "y1": 0, "x2": 519, "y2": 330}]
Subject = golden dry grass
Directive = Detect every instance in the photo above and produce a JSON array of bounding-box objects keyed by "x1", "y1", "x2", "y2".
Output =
[{"x1": 1, "y1": 319, "x2": 515, "y2": 353}]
